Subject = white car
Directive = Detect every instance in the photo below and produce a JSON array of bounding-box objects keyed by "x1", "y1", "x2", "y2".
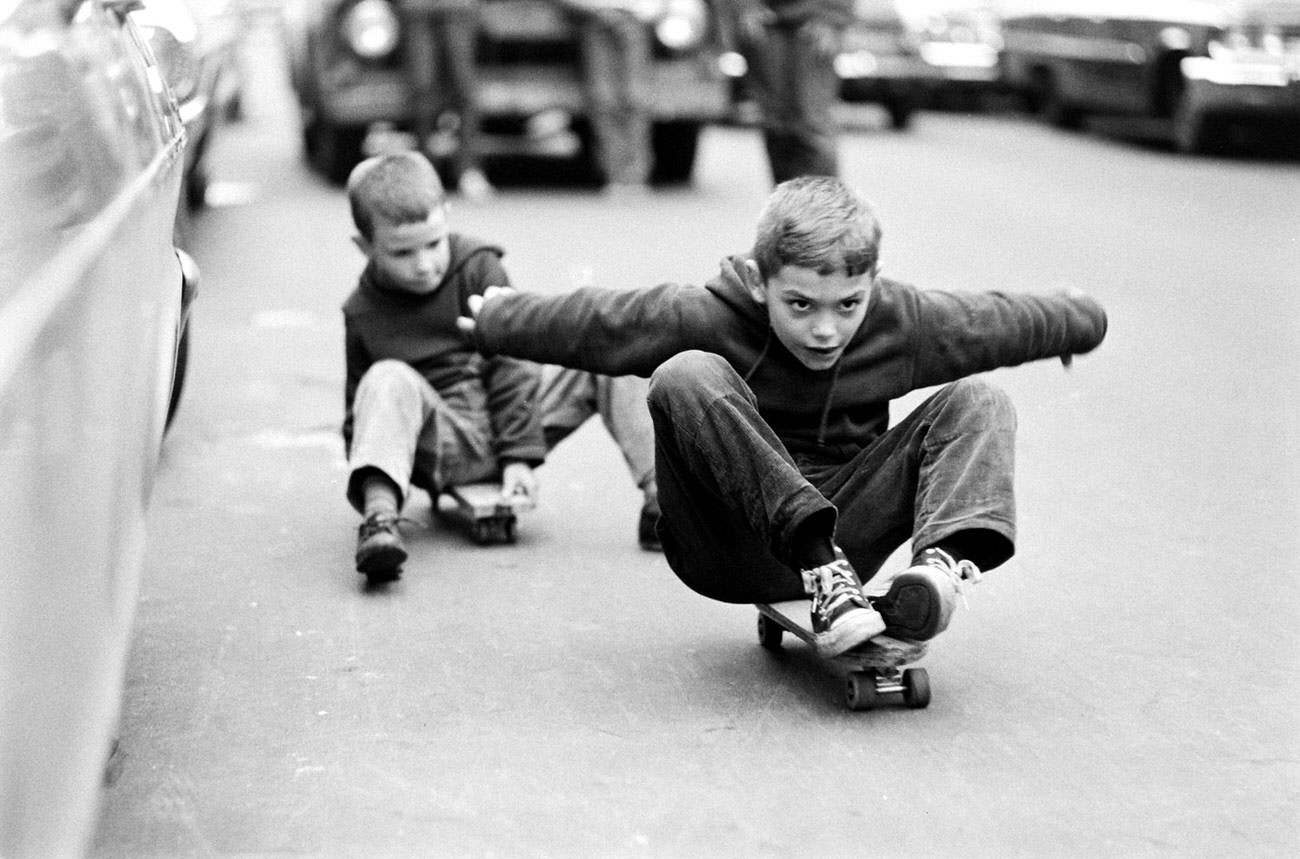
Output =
[{"x1": 0, "y1": 0, "x2": 197, "y2": 854}]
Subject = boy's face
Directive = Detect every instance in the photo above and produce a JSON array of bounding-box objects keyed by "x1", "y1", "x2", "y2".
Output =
[
  {"x1": 354, "y1": 206, "x2": 452, "y2": 295},
  {"x1": 745, "y1": 261, "x2": 874, "y2": 372}
]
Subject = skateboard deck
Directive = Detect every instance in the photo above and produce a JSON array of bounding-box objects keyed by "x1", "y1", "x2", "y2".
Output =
[
  {"x1": 755, "y1": 600, "x2": 931, "y2": 711},
  {"x1": 435, "y1": 482, "x2": 533, "y2": 544}
]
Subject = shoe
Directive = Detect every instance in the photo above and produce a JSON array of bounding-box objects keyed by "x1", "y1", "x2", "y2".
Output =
[
  {"x1": 457, "y1": 168, "x2": 494, "y2": 203},
  {"x1": 355, "y1": 512, "x2": 407, "y2": 580},
  {"x1": 638, "y1": 497, "x2": 662, "y2": 552},
  {"x1": 864, "y1": 547, "x2": 982, "y2": 641},
  {"x1": 801, "y1": 549, "x2": 886, "y2": 658}
]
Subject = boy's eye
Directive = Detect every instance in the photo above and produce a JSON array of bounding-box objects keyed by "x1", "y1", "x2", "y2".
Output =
[
  {"x1": 787, "y1": 299, "x2": 810, "y2": 312},
  {"x1": 839, "y1": 299, "x2": 861, "y2": 312}
]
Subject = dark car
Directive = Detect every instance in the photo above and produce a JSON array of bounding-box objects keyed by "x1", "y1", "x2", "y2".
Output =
[
  {"x1": 999, "y1": 0, "x2": 1300, "y2": 153},
  {"x1": 835, "y1": 0, "x2": 936, "y2": 129},
  {"x1": 282, "y1": 0, "x2": 735, "y2": 183},
  {"x1": 0, "y1": 0, "x2": 197, "y2": 853}
]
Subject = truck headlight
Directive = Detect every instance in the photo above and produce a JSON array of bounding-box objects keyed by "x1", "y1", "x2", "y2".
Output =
[
  {"x1": 654, "y1": 0, "x2": 707, "y2": 52},
  {"x1": 342, "y1": 0, "x2": 401, "y2": 60}
]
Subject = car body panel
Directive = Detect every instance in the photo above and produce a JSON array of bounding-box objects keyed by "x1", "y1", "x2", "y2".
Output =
[
  {"x1": 282, "y1": 0, "x2": 734, "y2": 181},
  {"x1": 998, "y1": 0, "x2": 1300, "y2": 149},
  {"x1": 0, "y1": 0, "x2": 194, "y2": 854}
]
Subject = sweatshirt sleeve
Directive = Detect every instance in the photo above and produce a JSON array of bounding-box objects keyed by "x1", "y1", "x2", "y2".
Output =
[
  {"x1": 910, "y1": 288, "x2": 1108, "y2": 388},
  {"x1": 467, "y1": 253, "x2": 548, "y2": 466},
  {"x1": 475, "y1": 283, "x2": 708, "y2": 377}
]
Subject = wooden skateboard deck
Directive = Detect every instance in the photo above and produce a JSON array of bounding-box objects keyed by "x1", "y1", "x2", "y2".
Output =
[
  {"x1": 435, "y1": 482, "x2": 533, "y2": 544},
  {"x1": 755, "y1": 600, "x2": 931, "y2": 711}
]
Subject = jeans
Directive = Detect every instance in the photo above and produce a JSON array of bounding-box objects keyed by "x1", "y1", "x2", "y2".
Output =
[
  {"x1": 647, "y1": 351, "x2": 1017, "y2": 604},
  {"x1": 346, "y1": 360, "x2": 655, "y2": 510},
  {"x1": 576, "y1": 9, "x2": 651, "y2": 187},
  {"x1": 743, "y1": 23, "x2": 841, "y2": 184}
]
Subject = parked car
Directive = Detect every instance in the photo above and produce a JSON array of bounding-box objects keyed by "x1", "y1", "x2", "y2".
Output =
[
  {"x1": 131, "y1": 0, "x2": 245, "y2": 213},
  {"x1": 281, "y1": 0, "x2": 735, "y2": 184},
  {"x1": 835, "y1": 0, "x2": 936, "y2": 129},
  {"x1": 998, "y1": 0, "x2": 1300, "y2": 153},
  {"x1": 0, "y1": 0, "x2": 197, "y2": 854},
  {"x1": 902, "y1": 0, "x2": 1004, "y2": 103}
]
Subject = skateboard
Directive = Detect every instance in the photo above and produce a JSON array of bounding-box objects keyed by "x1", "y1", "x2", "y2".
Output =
[
  {"x1": 435, "y1": 482, "x2": 533, "y2": 544},
  {"x1": 755, "y1": 600, "x2": 930, "y2": 711}
]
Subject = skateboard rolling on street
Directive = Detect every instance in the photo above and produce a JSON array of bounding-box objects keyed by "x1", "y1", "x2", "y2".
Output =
[
  {"x1": 755, "y1": 600, "x2": 930, "y2": 711},
  {"x1": 435, "y1": 482, "x2": 533, "y2": 544}
]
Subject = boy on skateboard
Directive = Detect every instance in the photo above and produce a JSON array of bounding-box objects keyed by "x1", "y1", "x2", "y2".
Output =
[
  {"x1": 459, "y1": 175, "x2": 1107, "y2": 656},
  {"x1": 342, "y1": 151, "x2": 659, "y2": 582}
]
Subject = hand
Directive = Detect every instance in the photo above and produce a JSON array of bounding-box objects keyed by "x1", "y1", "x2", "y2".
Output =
[
  {"x1": 500, "y1": 461, "x2": 538, "y2": 510},
  {"x1": 456, "y1": 285, "x2": 515, "y2": 338}
]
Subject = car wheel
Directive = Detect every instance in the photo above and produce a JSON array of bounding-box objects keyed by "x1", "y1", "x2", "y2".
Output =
[
  {"x1": 305, "y1": 119, "x2": 365, "y2": 184},
  {"x1": 885, "y1": 100, "x2": 914, "y2": 131},
  {"x1": 1172, "y1": 90, "x2": 1222, "y2": 155},
  {"x1": 1035, "y1": 70, "x2": 1083, "y2": 130},
  {"x1": 165, "y1": 322, "x2": 189, "y2": 431},
  {"x1": 650, "y1": 121, "x2": 701, "y2": 185}
]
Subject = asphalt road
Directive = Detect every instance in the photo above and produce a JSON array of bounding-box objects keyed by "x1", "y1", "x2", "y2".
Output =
[{"x1": 91, "y1": 18, "x2": 1299, "y2": 859}]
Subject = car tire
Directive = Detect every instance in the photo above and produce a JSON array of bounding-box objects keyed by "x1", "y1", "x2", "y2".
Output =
[
  {"x1": 305, "y1": 119, "x2": 365, "y2": 184},
  {"x1": 1034, "y1": 70, "x2": 1084, "y2": 130},
  {"x1": 165, "y1": 322, "x2": 189, "y2": 431},
  {"x1": 650, "y1": 121, "x2": 701, "y2": 185},
  {"x1": 1172, "y1": 90, "x2": 1221, "y2": 155},
  {"x1": 885, "y1": 100, "x2": 914, "y2": 131}
]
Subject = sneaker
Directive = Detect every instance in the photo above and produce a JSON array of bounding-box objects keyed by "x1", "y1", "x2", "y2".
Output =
[
  {"x1": 863, "y1": 547, "x2": 982, "y2": 641},
  {"x1": 638, "y1": 497, "x2": 662, "y2": 552},
  {"x1": 801, "y1": 550, "x2": 886, "y2": 658},
  {"x1": 355, "y1": 512, "x2": 407, "y2": 580}
]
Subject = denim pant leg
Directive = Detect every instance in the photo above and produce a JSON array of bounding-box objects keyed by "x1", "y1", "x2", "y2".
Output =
[
  {"x1": 346, "y1": 360, "x2": 496, "y2": 511},
  {"x1": 647, "y1": 351, "x2": 836, "y2": 604},
  {"x1": 746, "y1": 24, "x2": 840, "y2": 183},
  {"x1": 814, "y1": 377, "x2": 1018, "y2": 582},
  {"x1": 537, "y1": 366, "x2": 656, "y2": 493},
  {"x1": 578, "y1": 11, "x2": 651, "y2": 186}
]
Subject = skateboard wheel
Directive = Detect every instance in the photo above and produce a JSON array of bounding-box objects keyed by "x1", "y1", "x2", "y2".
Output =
[
  {"x1": 902, "y1": 667, "x2": 931, "y2": 709},
  {"x1": 845, "y1": 671, "x2": 877, "y2": 711},
  {"x1": 472, "y1": 521, "x2": 492, "y2": 544},
  {"x1": 756, "y1": 613, "x2": 784, "y2": 650},
  {"x1": 503, "y1": 518, "x2": 517, "y2": 543}
]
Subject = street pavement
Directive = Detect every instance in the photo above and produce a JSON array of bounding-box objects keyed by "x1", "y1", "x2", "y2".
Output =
[{"x1": 90, "y1": 17, "x2": 1299, "y2": 859}]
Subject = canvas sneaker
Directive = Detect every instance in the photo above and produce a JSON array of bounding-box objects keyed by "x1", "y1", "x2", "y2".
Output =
[
  {"x1": 355, "y1": 512, "x2": 407, "y2": 580},
  {"x1": 801, "y1": 550, "x2": 886, "y2": 658},
  {"x1": 863, "y1": 547, "x2": 983, "y2": 641}
]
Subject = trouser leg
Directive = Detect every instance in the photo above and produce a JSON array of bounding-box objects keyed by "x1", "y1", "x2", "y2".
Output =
[
  {"x1": 538, "y1": 366, "x2": 656, "y2": 493},
  {"x1": 816, "y1": 377, "x2": 1018, "y2": 581},
  {"x1": 749, "y1": 25, "x2": 840, "y2": 183},
  {"x1": 647, "y1": 351, "x2": 835, "y2": 603},
  {"x1": 346, "y1": 360, "x2": 496, "y2": 511}
]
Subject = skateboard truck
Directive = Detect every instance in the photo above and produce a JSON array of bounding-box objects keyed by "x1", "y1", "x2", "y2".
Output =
[
  {"x1": 435, "y1": 482, "x2": 533, "y2": 545},
  {"x1": 755, "y1": 601, "x2": 931, "y2": 711}
]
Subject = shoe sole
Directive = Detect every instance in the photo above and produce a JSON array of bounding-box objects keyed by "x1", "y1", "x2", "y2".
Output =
[
  {"x1": 815, "y1": 608, "x2": 887, "y2": 658},
  {"x1": 873, "y1": 571, "x2": 954, "y2": 641},
  {"x1": 356, "y1": 543, "x2": 407, "y2": 578}
]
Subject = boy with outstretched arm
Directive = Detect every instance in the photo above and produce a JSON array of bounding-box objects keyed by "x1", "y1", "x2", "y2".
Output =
[
  {"x1": 342, "y1": 151, "x2": 660, "y2": 583},
  {"x1": 460, "y1": 176, "x2": 1107, "y2": 656}
]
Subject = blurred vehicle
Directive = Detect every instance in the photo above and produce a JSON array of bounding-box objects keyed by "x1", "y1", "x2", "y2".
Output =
[
  {"x1": 902, "y1": 0, "x2": 1004, "y2": 103},
  {"x1": 281, "y1": 0, "x2": 735, "y2": 184},
  {"x1": 835, "y1": 0, "x2": 935, "y2": 129},
  {"x1": 999, "y1": 0, "x2": 1300, "y2": 153},
  {"x1": 131, "y1": 0, "x2": 245, "y2": 212},
  {"x1": 0, "y1": 0, "x2": 197, "y2": 854}
]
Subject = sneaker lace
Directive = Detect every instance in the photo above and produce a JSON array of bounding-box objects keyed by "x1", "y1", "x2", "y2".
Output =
[
  {"x1": 802, "y1": 557, "x2": 869, "y2": 615},
  {"x1": 924, "y1": 548, "x2": 983, "y2": 609},
  {"x1": 360, "y1": 513, "x2": 419, "y2": 538}
]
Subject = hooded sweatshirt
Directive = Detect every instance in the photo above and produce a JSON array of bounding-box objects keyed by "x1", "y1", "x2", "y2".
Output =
[
  {"x1": 342, "y1": 234, "x2": 546, "y2": 466},
  {"x1": 474, "y1": 257, "x2": 1107, "y2": 462}
]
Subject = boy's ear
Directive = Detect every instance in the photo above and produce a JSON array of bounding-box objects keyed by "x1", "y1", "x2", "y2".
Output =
[
  {"x1": 742, "y1": 259, "x2": 767, "y2": 305},
  {"x1": 351, "y1": 234, "x2": 371, "y2": 256}
]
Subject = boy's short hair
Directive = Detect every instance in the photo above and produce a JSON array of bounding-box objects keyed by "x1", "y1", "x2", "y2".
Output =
[
  {"x1": 346, "y1": 151, "x2": 447, "y2": 241},
  {"x1": 752, "y1": 176, "x2": 882, "y2": 280}
]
